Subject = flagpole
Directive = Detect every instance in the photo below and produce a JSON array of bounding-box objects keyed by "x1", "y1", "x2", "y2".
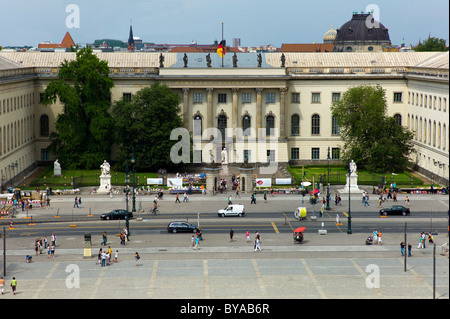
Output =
[{"x1": 222, "y1": 22, "x2": 224, "y2": 68}]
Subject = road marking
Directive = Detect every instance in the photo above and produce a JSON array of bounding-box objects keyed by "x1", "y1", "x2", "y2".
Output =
[
  {"x1": 147, "y1": 260, "x2": 159, "y2": 298},
  {"x1": 252, "y1": 259, "x2": 267, "y2": 296},
  {"x1": 32, "y1": 262, "x2": 59, "y2": 299},
  {"x1": 271, "y1": 221, "x2": 279, "y2": 233}
]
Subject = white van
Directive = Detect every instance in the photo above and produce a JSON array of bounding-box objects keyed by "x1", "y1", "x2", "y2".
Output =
[{"x1": 218, "y1": 204, "x2": 245, "y2": 217}]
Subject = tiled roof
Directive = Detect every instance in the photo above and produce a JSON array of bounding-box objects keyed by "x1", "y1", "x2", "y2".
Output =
[
  {"x1": 38, "y1": 32, "x2": 75, "y2": 49},
  {"x1": 0, "y1": 56, "x2": 23, "y2": 70},
  {"x1": 281, "y1": 43, "x2": 335, "y2": 52}
]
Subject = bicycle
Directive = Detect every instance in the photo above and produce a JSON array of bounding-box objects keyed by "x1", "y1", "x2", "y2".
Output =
[{"x1": 148, "y1": 207, "x2": 159, "y2": 215}]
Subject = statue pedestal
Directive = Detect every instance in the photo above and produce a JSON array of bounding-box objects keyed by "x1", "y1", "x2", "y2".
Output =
[
  {"x1": 97, "y1": 175, "x2": 112, "y2": 194},
  {"x1": 239, "y1": 167, "x2": 254, "y2": 194},
  {"x1": 339, "y1": 173, "x2": 362, "y2": 193},
  {"x1": 53, "y1": 168, "x2": 62, "y2": 176},
  {"x1": 205, "y1": 167, "x2": 221, "y2": 195},
  {"x1": 220, "y1": 164, "x2": 229, "y2": 178}
]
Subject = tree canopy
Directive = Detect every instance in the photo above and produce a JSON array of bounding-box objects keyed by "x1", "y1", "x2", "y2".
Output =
[
  {"x1": 112, "y1": 82, "x2": 182, "y2": 171},
  {"x1": 331, "y1": 85, "x2": 414, "y2": 173},
  {"x1": 42, "y1": 47, "x2": 114, "y2": 169},
  {"x1": 415, "y1": 37, "x2": 449, "y2": 51}
]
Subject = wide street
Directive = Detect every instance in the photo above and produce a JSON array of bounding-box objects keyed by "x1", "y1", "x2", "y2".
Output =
[{"x1": 0, "y1": 189, "x2": 448, "y2": 302}]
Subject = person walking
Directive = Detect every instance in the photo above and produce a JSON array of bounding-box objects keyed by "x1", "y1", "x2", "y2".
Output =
[
  {"x1": 250, "y1": 194, "x2": 256, "y2": 204},
  {"x1": 101, "y1": 251, "x2": 106, "y2": 267},
  {"x1": 417, "y1": 233, "x2": 424, "y2": 249},
  {"x1": 50, "y1": 244, "x2": 55, "y2": 258},
  {"x1": 264, "y1": 193, "x2": 267, "y2": 203},
  {"x1": 229, "y1": 228, "x2": 234, "y2": 242},
  {"x1": 245, "y1": 230, "x2": 250, "y2": 243},
  {"x1": 254, "y1": 237, "x2": 261, "y2": 252},
  {"x1": 190, "y1": 235, "x2": 195, "y2": 248},
  {"x1": 405, "y1": 196, "x2": 410, "y2": 206},
  {"x1": 400, "y1": 241, "x2": 405, "y2": 256},
  {"x1": 134, "y1": 252, "x2": 140, "y2": 266},
  {"x1": 408, "y1": 243, "x2": 412, "y2": 256},
  {"x1": 175, "y1": 194, "x2": 180, "y2": 203},
  {"x1": 78, "y1": 197, "x2": 82, "y2": 209},
  {"x1": 10, "y1": 277, "x2": 17, "y2": 295},
  {"x1": 102, "y1": 232, "x2": 107, "y2": 246},
  {"x1": 377, "y1": 230, "x2": 382, "y2": 245},
  {"x1": 114, "y1": 250, "x2": 119, "y2": 263},
  {"x1": 0, "y1": 276, "x2": 5, "y2": 295},
  {"x1": 74, "y1": 197, "x2": 78, "y2": 208}
]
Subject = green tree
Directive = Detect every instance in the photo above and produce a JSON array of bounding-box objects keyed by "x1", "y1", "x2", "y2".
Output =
[
  {"x1": 112, "y1": 82, "x2": 183, "y2": 170},
  {"x1": 42, "y1": 47, "x2": 114, "y2": 169},
  {"x1": 331, "y1": 85, "x2": 414, "y2": 173},
  {"x1": 414, "y1": 37, "x2": 449, "y2": 51}
]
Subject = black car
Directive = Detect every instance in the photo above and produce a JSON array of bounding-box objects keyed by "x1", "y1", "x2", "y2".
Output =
[
  {"x1": 380, "y1": 205, "x2": 410, "y2": 216},
  {"x1": 100, "y1": 209, "x2": 133, "y2": 220},
  {"x1": 167, "y1": 221, "x2": 198, "y2": 233}
]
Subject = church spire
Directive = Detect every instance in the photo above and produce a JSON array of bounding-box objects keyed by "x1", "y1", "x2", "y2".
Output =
[{"x1": 127, "y1": 24, "x2": 135, "y2": 51}]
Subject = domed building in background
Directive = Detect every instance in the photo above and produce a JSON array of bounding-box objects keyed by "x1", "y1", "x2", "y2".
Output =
[
  {"x1": 333, "y1": 12, "x2": 391, "y2": 52},
  {"x1": 323, "y1": 25, "x2": 337, "y2": 44}
]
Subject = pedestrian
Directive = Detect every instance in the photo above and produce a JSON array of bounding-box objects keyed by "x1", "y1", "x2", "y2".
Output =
[
  {"x1": 408, "y1": 243, "x2": 412, "y2": 256},
  {"x1": 428, "y1": 233, "x2": 434, "y2": 244},
  {"x1": 134, "y1": 252, "x2": 140, "y2": 266},
  {"x1": 250, "y1": 194, "x2": 256, "y2": 204},
  {"x1": 47, "y1": 245, "x2": 51, "y2": 258},
  {"x1": 10, "y1": 277, "x2": 17, "y2": 295},
  {"x1": 101, "y1": 251, "x2": 106, "y2": 267},
  {"x1": 228, "y1": 196, "x2": 232, "y2": 206},
  {"x1": 51, "y1": 233, "x2": 56, "y2": 246},
  {"x1": 0, "y1": 276, "x2": 5, "y2": 295},
  {"x1": 417, "y1": 233, "x2": 424, "y2": 249},
  {"x1": 400, "y1": 241, "x2": 405, "y2": 256},
  {"x1": 175, "y1": 194, "x2": 180, "y2": 203},
  {"x1": 78, "y1": 197, "x2": 82, "y2": 208},
  {"x1": 183, "y1": 192, "x2": 187, "y2": 203},
  {"x1": 44, "y1": 236, "x2": 48, "y2": 249},
  {"x1": 377, "y1": 230, "x2": 382, "y2": 245},
  {"x1": 46, "y1": 196, "x2": 50, "y2": 209},
  {"x1": 405, "y1": 196, "x2": 410, "y2": 206},
  {"x1": 50, "y1": 244, "x2": 55, "y2": 258},
  {"x1": 229, "y1": 228, "x2": 234, "y2": 242},
  {"x1": 114, "y1": 250, "x2": 119, "y2": 263},
  {"x1": 254, "y1": 237, "x2": 261, "y2": 252},
  {"x1": 194, "y1": 236, "x2": 200, "y2": 250},
  {"x1": 364, "y1": 195, "x2": 370, "y2": 207},
  {"x1": 190, "y1": 235, "x2": 195, "y2": 248},
  {"x1": 74, "y1": 197, "x2": 78, "y2": 208},
  {"x1": 102, "y1": 232, "x2": 107, "y2": 246},
  {"x1": 245, "y1": 230, "x2": 250, "y2": 243},
  {"x1": 264, "y1": 193, "x2": 267, "y2": 203}
]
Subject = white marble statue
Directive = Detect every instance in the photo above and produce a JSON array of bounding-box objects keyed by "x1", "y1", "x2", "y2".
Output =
[
  {"x1": 53, "y1": 159, "x2": 61, "y2": 175},
  {"x1": 100, "y1": 160, "x2": 111, "y2": 177},
  {"x1": 349, "y1": 160, "x2": 357, "y2": 175},
  {"x1": 221, "y1": 148, "x2": 228, "y2": 164}
]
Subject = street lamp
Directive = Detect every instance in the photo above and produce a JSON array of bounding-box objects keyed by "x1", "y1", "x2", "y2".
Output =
[
  {"x1": 326, "y1": 147, "x2": 330, "y2": 210},
  {"x1": 347, "y1": 160, "x2": 352, "y2": 234},
  {"x1": 131, "y1": 150, "x2": 136, "y2": 213}
]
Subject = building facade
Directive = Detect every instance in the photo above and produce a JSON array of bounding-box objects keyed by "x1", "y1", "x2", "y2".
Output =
[{"x1": 0, "y1": 51, "x2": 448, "y2": 187}]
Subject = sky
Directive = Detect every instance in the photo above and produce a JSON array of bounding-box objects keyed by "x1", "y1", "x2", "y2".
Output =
[{"x1": 1, "y1": 0, "x2": 448, "y2": 48}]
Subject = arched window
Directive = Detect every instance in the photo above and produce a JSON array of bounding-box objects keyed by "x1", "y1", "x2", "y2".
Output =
[
  {"x1": 266, "y1": 114, "x2": 275, "y2": 136},
  {"x1": 217, "y1": 114, "x2": 227, "y2": 140},
  {"x1": 311, "y1": 114, "x2": 320, "y2": 135},
  {"x1": 291, "y1": 114, "x2": 299, "y2": 136},
  {"x1": 40, "y1": 114, "x2": 49, "y2": 137},
  {"x1": 242, "y1": 115, "x2": 251, "y2": 135},
  {"x1": 193, "y1": 114, "x2": 202, "y2": 136},
  {"x1": 331, "y1": 115, "x2": 340, "y2": 135},
  {"x1": 394, "y1": 114, "x2": 402, "y2": 126}
]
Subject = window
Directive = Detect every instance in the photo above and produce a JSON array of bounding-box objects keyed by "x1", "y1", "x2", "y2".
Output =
[
  {"x1": 267, "y1": 150, "x2": 275, "y2": 162},
  {"x1": 242, "y1": 115, "x2": 251, "y2": 135},
  {"x1": 40, "y1": 115, "x2": 49, "y2": 137},
  {"x1": 311, "y1": 114, "x2": 320, "y2": 135},
  {"x1": 242, "y1": 93, "x2": 251, "y2": 104},
  {"x1": 394, "y1": 114, "x2": 402, "y2": 126},
  {"x1": 193, "y1": 93, "x2": 203, "y2": 103},
  {"x1": 331, "y1": 115, "x2": 340, "y2": 135},
  {"x1": 291, "y1": 93, "x2": 300, "y2": 103},
  {"x1": 332, "y1": 93, "x2": 341, "y2": 102},
  {"x1": 266, "y1": 93, "x2": 275, "y2": 104},
  {"x1": 311, "y1": 93, "x2": 321, "y2": 103},
  {"x1": 393, "y1": 92, "x2": 403, "y2": 103},
  {"x1": 291, "y1": 148, "x2": 299, "y2": 160},
  {"x1": 193, "y1": 115, "x2": 202, "y2": 136},
  {"x1": 218, "y1": 114, "x2": 227, "y2": 139},
  {"x1": 122, "y1": 93, "x2": 132, "y2": 101},
  {"x1": 218, "y1": 93, "x2": 227, "y2": 103},
  {"x1": 41, "y1": 148, "x2": 50, "y2": 161},
  {"x1": 311, "y1": 148, "x2": 320, "y2": 160},
  {"x1": 291, "y1": 114, "x2": 300, "y2": 136},
  {"x1": 243, "y1": 150, "x2": 251, "y2": 163},
  {"x1": 266, "y1": 115, "x2": 275, "y2": 136},
  {"x1": 331, "y1": 148, "x2": 340, "y2": 160}
]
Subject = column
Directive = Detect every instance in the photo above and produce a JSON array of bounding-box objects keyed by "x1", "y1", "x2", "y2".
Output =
[
  {"x1": 232, "y1": 88, "x2": 239, "y2": 132},
  {"x1": 279, "y1": 87, "x2": 288, "y2": 139},
  {"x1": 206, "y1": 88, "x2": 214, "y2": 132},
  {"x1": 182, "y1": 88, "x2": 189, "y2": 130},
  {"x1": 256, "y1": 88, "x2": 263, "y2": 137}
]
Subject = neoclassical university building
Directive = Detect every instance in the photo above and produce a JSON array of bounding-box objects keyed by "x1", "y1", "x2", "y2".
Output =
[{"x1": 0, "y1": 49, "x2": 449, "y2": 187}]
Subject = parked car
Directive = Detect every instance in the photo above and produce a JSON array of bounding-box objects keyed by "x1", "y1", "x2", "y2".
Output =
[
  {"x1": 167, "y1": 221, "x2": 198, "y2": 233},
  {"x1": 379, "y1": 205, "x2": 410, "y2": 216},
  {"x1": 218, "y1": 204, "x2": 245, "y2": 217},
  {"x1": 100, "y1": 209, "x2": 133, "y2": 220}
]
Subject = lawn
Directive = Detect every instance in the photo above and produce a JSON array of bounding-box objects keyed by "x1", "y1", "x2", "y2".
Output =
[
  {"x1": 287, "y1": 165, "x2": 425, "y2": 188},
  {"x1": 28, "y1": 166, "x2": 158, "y2": 188}
]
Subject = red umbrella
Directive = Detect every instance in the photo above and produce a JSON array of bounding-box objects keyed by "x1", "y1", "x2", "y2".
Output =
[
  {"x1": 309, "y1": 189, "x2": 319, "y2": 194},
  {"x1": 294, "y1": 227, "x2": 306, "y2": 233}
]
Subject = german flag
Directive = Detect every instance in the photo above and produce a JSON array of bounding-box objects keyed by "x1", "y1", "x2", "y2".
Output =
[{"x1": 217, "y1": 40, "x2": 225, "y2": 58}]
